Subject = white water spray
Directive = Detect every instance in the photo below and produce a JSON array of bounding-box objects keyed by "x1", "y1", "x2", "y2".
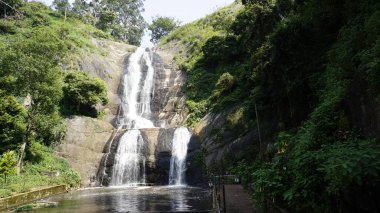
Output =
[
  {"x1": 169, "y1": 127, "x2": 192, "y2": 186},
  {"x1": 111, "y1": 48, "x2": 155, "y2": 186},
  {"x1": 111, "y1": 130, "x2": 145, "y2": 185}
]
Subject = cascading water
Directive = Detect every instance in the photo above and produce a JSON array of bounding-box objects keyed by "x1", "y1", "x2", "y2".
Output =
[
  {"x1": 111, "y1": 47, "x2": 155, "y2": 186},
  {"x1": 118, "y1": 47, "x2": 154, "y2": 129},
  {"x1": 110, "y1": 47, "x2": 192, "y2": 187},
  {"x1": 112, "y1": 130, "x2": 145, "y2": 185},
  {"x1": 169, "y1": 127, "x2": 192, "y2": 186}
]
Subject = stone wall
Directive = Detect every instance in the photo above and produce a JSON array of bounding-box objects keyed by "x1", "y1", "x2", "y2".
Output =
[{"x1": 0, "y1": 185, "x2": 67, "y2": 211}]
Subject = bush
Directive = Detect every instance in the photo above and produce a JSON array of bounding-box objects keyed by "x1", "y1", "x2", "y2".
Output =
[
  {"x1": 0, "y1": 96, "x2": 26, "y2": 154},
  {"x1": 62, "y1": 71, "x2": 108, "y2": 117},
  {"x1": 215, "y1": 72, "x2": 235, "y2": 94},
  {"x1": 0, "y1": 189, "x2": 12, "y2": 198},
  {"x1": 0, "y1": 19, "x2": 17, "y2": 34}
]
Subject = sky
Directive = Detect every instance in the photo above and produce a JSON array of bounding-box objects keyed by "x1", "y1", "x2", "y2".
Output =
[
  {"x1": 38, "y1": 0, "x2": 235, "y2": 47},
  {"x1": 141, "y1": 0, "x2": 235, "y2": 47}
]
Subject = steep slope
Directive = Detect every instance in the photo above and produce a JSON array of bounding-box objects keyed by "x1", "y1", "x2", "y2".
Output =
[
  {"x1": 159, "y1": 0, "x2": 380, "y2": 212},
  {"x1": 0, "y1": 1, "x2": 112, "y2": 195},
  {"x1": 0, "y1": 0, "x2": 144, "y2": 191},
  {"x1": 56, "y1": 40, "x2": 135, "y2": 187}
]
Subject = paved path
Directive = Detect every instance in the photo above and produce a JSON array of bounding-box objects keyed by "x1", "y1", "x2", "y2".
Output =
[{"x1": 224, "y1": 184, "x2": 259, "y2": 213}]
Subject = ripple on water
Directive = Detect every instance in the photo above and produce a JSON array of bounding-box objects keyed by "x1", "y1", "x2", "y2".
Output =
[{"x1": 26, "y1": 186, "x2": 211, "y2": 213}]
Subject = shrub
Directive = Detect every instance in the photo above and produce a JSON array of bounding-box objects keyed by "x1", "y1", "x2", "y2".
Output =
[
  {"x1": 0, "y1": 189, "x2": 12, "y2": 198},
  {"x1": 0, "y1": 19, "x2": 17, "y2": 34},
  {"x1": 62, "y1": 71, "x2": 108, "y2": 117},
  {"x1": 0, "y1": 151, "x2": 17, "y2": 183}
]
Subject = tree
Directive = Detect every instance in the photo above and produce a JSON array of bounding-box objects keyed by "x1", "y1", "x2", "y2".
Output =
[
  {"x1": 148, "y1": 16, "x2": 180, "y2": 44},
  {"x1": 0, "y1": 0, "x2": 23, "y2": 17},
  {"x1": 0, "y1": 29, "x2": 65, "y2": 174},
  {"x1": 52, "y1": 0, "x2": 70, "y2": 20},
  {"x1": 71, "y1": 0, "x2": 89, "y2": 19},
  {"x1": 97, "y1": 0, "x2": 146, "y2": 45},
  {"x1": 0, "y1": 151, "x2": 17, "y2": 182},
  {"x1": 62, "y1": 71, "x2": 108, "y2": 117},
  {"x1": 0, "y1": 96, "x2": 26, "y2": 154},
  {"x1": 96, "y1": 10, "x2": 116, "y2": 31}
]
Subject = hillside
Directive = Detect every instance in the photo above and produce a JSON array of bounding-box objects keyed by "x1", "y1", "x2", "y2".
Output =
[
  {"x1": 0, "y1": 1, "x2": 135, "y2": 196},
  {"x1": 159, "y1": 0, "x2": 380, "y2": 212}
]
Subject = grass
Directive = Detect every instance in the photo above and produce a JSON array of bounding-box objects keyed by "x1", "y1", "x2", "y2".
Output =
[
  {"x1": 160, "y1": 2, "x2": 242, "y2": 70},
  {"x1": 0, "y1": 142, "x2": 80, "y2": 198}
]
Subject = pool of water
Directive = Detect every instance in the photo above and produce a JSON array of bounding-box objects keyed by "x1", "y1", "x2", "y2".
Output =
[{"x1": 26, "y1": 186, "x2": 211, "y2": 212}]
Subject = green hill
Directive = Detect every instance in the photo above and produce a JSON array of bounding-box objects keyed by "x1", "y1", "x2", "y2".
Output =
[
  {"x1": 0, "y1": 1, "x2": 114, "y2": 197},
  {"x1": 159, "y1": 0, "x2": 380, "y2": 212}
]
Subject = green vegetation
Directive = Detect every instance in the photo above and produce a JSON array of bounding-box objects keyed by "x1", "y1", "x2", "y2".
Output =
[
  {"x1": 15, "y1": 202, "x2": 57, "y2": 211},
  {"x1": 0, "y1": 96, "x2": 26, "y2": 153},
  {"x1": 148, "y1": 16, "x2": 180, "y2": 45},
  {"x1": 0, "y1": 0, "x2": 112, "y2": 197},
  {"x1": 0, "y1": 151, "x2": 17, "y2": 183},
  {"x1": 52, "y1": 0, "x2": 69, "y2": 20},
  {"x1": 160, "y1": 2, "x2": 243, "y2": 125},
  {"x1": 62, "y1": 71, "x2": 108, "y2": 117},
  {"x1": 161, "y1": 0, "x2": 380, "y2": 212},
  {"x1": 69, "y1": 0, "x2": 145, "y2": 45},
  {"x1": 0, "y1": 142, "x2": 80, "y2": 198}
]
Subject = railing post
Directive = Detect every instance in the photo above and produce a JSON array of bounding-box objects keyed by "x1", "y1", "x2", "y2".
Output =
[{"x1": 222, "y1": 184, "x2": 226, "y2": 213}]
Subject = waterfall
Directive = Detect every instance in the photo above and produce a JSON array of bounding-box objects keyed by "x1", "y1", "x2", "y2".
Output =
[
  {"x1": 109, "y1": 47, "x2": 192, "y2": 187},
  {"x1": 169, "y1": 127, "x2": 192, "y2": 186},
  {"x1": 118, "y1": 47, "x2": 154, "y2": 129},
  {"x1": 111, "y1": 47, "x2": 155, "y2": 186},
  {"x1": 111, "y1": 130, "x2": 145, "y2": 185}
]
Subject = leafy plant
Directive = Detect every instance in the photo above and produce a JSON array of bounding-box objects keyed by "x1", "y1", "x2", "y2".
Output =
[
  {"x1": 0, "y1": 151, "x2": 17, "y2": 182},
  {"x1": 148, "y1": 16, "x2": 180, "y2": 44},
  {"x1": 62, "y1": 71, "x2": 108, "y2": 117}
]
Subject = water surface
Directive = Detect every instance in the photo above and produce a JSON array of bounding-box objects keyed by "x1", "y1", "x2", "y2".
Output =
[{"x1": 29, "y1": 186, "x2": 211, "y2": 212}]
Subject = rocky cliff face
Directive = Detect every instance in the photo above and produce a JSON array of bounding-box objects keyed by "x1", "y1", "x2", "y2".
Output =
[
  {"x1": 97, "y1": 127, "x2": 204, "y2": 186},
  {"x1": 58, "y1": 39, "x2": 200, "y2": 187},
  {"x1": 98, "y1": 128, "x2": 174, "y2": 186},
  {"x1": 55, "y1": 117, "x2": 114, "y2": 187},
  {"x1": 56, "y1": 39, "x2": 135, "y2": 187},
  {"x1": 151, "y1": 51, "x2": 187, "y2": 128},
  {"x1": 194, "y1": 107, "x2": 277, "y2": 171},
  {"x1": 95, "y1": 48, "x2": 206, "y2": 186}
]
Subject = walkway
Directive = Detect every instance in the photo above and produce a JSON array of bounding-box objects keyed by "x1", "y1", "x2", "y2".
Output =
[{"x1": 224, "y1": 184, "x2": 258, "y2": 213}]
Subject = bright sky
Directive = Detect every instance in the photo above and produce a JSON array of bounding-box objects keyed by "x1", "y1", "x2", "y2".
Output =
[
  {"x1": 38, "y1": 0, "x2": 235, "y2": 47},
  {"x1": 141, "y1": 0, "x2": 235, "y2": 47}
]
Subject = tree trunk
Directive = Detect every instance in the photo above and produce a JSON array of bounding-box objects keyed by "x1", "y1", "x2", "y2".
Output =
[
  {"x1": 16, "y1": 101, "x2": 35, "y2": 175},
  {"x1": 255, "y1": 102, "x2": 262, "y2": 157},
  {"x1": 64, "y1": 7, "x2": 67, "y2": 21},
  {"x1": 16, "y1": 142, "x2": 26, "y2": 175}
]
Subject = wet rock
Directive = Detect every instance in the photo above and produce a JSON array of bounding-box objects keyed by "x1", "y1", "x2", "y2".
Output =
[{"x1": 56, "y1": 116, "x2": 114, "y2": 187}]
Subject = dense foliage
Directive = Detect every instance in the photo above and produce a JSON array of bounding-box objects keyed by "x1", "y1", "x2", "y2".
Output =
[
  {"x1": 0, "y1": 97, "x2": 26, "y2": 154},
  {"x1": 161, "y1": 0, "x2": 380, "y2": 212},
  {"x1": 70, "y1": 0, "x2": 146, "y2": 45},
  {"x1": 62, "y1": 71, "x2": 108, "y2": 117},
  {"x1": 0, "y1": 151, "x2": 16, "y2": 182},
  {"x1": 148, "y1": 16, "x2": 180, "y2": 45},
  {"x1": 0, "y1": 1, "x2": 111, "y2": 194}
]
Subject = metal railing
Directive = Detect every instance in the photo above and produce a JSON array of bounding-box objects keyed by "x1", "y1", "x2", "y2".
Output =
[{"x1": 211, "y1": 175, "x2": 240, "y2": 213}]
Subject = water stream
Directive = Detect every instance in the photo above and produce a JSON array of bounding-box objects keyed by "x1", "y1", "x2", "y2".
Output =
[
  {"x1": 169, "y1": 127, "x2": 192, "y2": 185},
  {"x1": 111, "y1": 48, "x2": 154, "y2": 186},
  {"x1": 111, "y1": 47, "x2": 192, "y2": 186}
]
